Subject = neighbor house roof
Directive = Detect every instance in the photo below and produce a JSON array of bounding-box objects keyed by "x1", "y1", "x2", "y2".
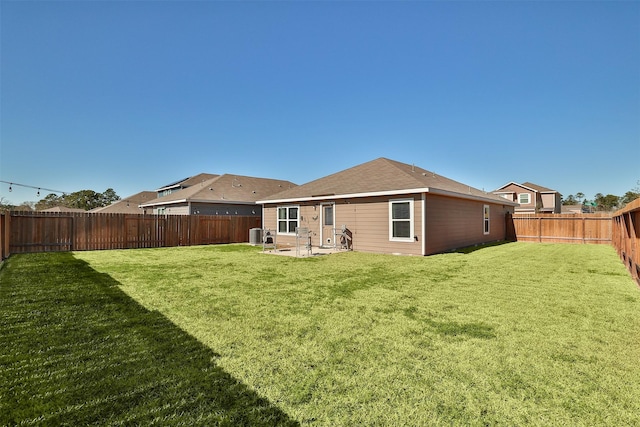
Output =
[
  {"x1": 155, "y1": 173, "x2": 219, "y2": 192},
  {"x1": 40, "y1": 206, "x2": 86, "y2": 213},
  {"x1": 520, "y1": 182, "x2": 559, "y2": 194},
  {"x1": 90, "y1": 191, "x2": 157, "y2": 214},
  {"x1": 258, "y1": 157, "x2": 518, "y2": 206},
  {"x1": 494, "y1": 181, "x2": 559, "y2": 194},
  {"x1": 140, "y1": 174, "x2": 297, "y2": 208}
]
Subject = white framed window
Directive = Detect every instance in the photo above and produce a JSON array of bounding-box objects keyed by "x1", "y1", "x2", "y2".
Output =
[
  {"x1": 277, "y1": 206, "x2": 299, "y2": 234},
  {"x1": 389, "y1": 199, "x2": 414, "y2": 242},
  {"x1": 518, "y1": 193, "x2": 531, "y2": 204},
  {"x1": 483, "y1": 205, "x2": 490, "y2": 235}
]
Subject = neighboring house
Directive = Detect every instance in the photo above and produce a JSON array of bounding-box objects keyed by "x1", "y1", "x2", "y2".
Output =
[
  {"x1": 140, "y1": 174, "x2": 297, "y2": 216},
  {"x1": 90, "y1": 191, "x2": 157, "y2": 214},
  {"x1": 257, "y1": 157, "x2": 518, "y2": 256},
  {"x1": 40, "y1": 206, "x2": 86, "y2": 213},
  {"x1": 493, "y1": 182, "x2": 562, "y2": 213}
]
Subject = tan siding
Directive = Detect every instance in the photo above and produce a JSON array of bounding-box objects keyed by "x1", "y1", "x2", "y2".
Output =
[
  {"x1": 335, "y1": 196, "x2": 423, "y2": 256},
  {"x1": 264, "y1": 197, "x2": 423, "y2": 255},
  {"x1": 425, "y1": 194, "x2": 511, "y2": 254},
  {"x1": 155, "y1": 204, "x2": 189, "y2": 215},
  {"x1": 498, "y1": 183, "x2": 535, "y2": 211},
  {"x1": 540, "y1": 193, "x2": 561, "y2": 213},
  {"x1": 265, "y1": 194, "x2": 511, "y2": 256}
]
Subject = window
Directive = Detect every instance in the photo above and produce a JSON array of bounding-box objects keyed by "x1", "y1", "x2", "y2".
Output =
[
  {"x1": 483, "y1": 205, "x2": 490, "y2": 235},
  {"x1": 389, "y1": 199, "x2": 414, "y2": 241},
  {"x1": 278, "y1": 206, "x2": 299, "y2": 234},
  {"x1": 323, "y1": 205, "x2": 333, "y2": 226},
  {"x1": 518, "y1": 193, "x2": 531, "y2": 204}
]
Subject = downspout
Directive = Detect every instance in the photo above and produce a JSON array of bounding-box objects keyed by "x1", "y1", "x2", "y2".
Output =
[{"x1": 422, "y1": 193, "x2": 426, "y2": 256}]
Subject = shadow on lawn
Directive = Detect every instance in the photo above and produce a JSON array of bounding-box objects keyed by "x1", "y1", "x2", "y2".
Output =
[
  {"x1": 0, "y1": 252, "x2": 298, "y2": 426},
  {"x1": 452, "y1": 240, "x2": 514, "y2": 255}
]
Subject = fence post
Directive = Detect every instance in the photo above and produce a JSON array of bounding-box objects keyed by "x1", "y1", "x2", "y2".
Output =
[
  {"x1": 3, "y1": 213, "x2": 10, "y2": 259},
  {"x1": 538, "y1": 217, "x2": 542, "y2": 243}
]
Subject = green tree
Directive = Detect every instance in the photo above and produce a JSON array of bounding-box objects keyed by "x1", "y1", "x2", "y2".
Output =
[
  {"x1": 575, "y1": 192, "x2": 585, "y2": 204},
  {"x1": 0, "y1": 197, "x2": 16, "y2": 213},
  {"x1": 33, "y1": 188, "x2": 121, "y2": 211},
  {"x1": 64, "y1": 190, "x2": 103, "y2": 210},
  {"x1": 620, "y1": 181, "x2": 640, "y2": 206},
  {"x1": 100, "y1": 188, "x2": 121, "y2": 206},
  {"x1": 35, "y1": 193, "x2": 63, "y2": 211},
  {"x1": 594, "y1": 193, "x2": 620, "y2": 211},
  {"x1": 562, "y1": 194, "x2": 576, "y2": 205}
]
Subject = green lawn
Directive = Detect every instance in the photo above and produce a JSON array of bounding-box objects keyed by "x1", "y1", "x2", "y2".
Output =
[{"x1": 2, "y1": 243, "x2": 639, "y2": 426}]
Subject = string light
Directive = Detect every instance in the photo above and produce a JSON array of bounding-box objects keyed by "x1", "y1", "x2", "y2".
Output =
[{"x1": 0, "y1": 180, "x2": 68, "y2": 196}]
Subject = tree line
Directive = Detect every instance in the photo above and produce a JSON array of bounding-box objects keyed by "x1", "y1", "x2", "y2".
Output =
[
  {"x1": 562, "y1": 182, "x2": 639, "y2": 212},
  {"x1": 0, "y1": 189, "x2": 120, "y2": 213}
]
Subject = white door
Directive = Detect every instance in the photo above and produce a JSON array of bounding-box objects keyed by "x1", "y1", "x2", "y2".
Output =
[{"x1": 320, "y1": 203, "x2": 335, "y2": 247}]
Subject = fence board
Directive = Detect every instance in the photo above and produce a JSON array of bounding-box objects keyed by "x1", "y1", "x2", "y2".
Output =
[
  {"x1": 612, "y1": 199, "x2": 640, "y2": 285},
  {"x1": 3, "y1": 212, "x2": 260, "y2": 256},
  {"x1": 511, "y1": 214, "x2": 612, "y2": 244}
]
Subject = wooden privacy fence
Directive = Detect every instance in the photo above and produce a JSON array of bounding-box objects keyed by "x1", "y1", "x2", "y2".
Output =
[
  {"x1": 510, "y1": 213, "x2": 612, "y2": 244},
  {"x1": 612, "y1": 199, "x2": 640, "y2": 285},
  {"x1": 0, "y1": 211, "x2": 260, "y2": 258}
]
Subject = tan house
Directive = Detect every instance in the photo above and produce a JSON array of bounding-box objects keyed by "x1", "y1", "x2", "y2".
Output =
[
  {"x1": 90, "y1": 191, "x2": 157, "y2": 214},
  {"x1": 493, "y1": 182, "x2": 562, "y2": 214},
  {"x1": 257, "y1": 158, "x2": 518, "y2": 256},
  {"x1": 140, "y1": 173, "x2": 297, "y2": 216}
]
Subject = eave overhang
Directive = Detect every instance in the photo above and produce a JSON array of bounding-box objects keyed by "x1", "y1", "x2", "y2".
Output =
[
  {"x1": 139, "y1": 199, "x2": 188, "y2": 208},
  {"x1": 258, "y1": 187, "x2": 519, "y2": 207}
]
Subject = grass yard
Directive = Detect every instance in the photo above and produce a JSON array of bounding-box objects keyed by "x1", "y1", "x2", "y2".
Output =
[{"x1": 2, "y1": 243, "x2": 640, "y2": 425}]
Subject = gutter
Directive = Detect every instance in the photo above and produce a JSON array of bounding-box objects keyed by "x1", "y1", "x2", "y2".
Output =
[
  {"x1": 259, "y1": 187, "x2": 519, "y2": 207},
  {"x1": 139, "y1": 199, "x2": 188, "y2": 208}
]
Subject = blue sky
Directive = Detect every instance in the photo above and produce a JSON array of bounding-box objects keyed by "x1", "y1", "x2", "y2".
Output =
[{"x1": 1, "y1": 1, "x2": 639, "y2": 206}]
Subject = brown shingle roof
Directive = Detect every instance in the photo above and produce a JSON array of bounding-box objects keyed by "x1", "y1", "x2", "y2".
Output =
[
  {"x1": 259, "y1": 157, "x2": 516, "y2": 205},
  {"x1": 141, "y1": 174, "x2": 297, "y2": 207},
  {"x1": 40, "y1": 206, "x2": 87, "y2": 213},
  {"x1": 521, "y1": 182, "x2": 557, "y2": 193},
  {"x1": 90, "y1": 191, "x2": 157, "y2": 213},
  {"x1": 155, "y1": 173, "x2": 219, "y2": 191}
]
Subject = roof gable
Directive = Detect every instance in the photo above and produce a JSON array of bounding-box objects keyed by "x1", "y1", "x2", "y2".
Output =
[
  {"x1": 494, "y1": 181, "x2": 558, "y2": 194},
  {"x1": 521, "y1": 182, "x2": 557, "y2": 193},
  {"x1": 259, "y1": 157, "x2": 515, "y2": 205}
]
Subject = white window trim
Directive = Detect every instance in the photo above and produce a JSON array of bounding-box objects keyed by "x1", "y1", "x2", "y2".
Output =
[
  {"x1": 389, "y1": 198, "x2": 415, "y2": 242},
  {"x1": 277, "y1": 205, "x2": 300, "y2": 235},
  {"x1": 483, "y1": 205, "x2": 490, "y2": 235},
  {"x1": 518, "y1": 193, "x2": 531, "y2": 204}
]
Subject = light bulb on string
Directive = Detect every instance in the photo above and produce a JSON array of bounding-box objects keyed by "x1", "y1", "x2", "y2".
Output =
[
  {"x1": 37, "y1": 188, "x2": 40, "y2": 197},
  {"x1": 9, "y1": 183, "x2": 12, "y2": 192}
]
